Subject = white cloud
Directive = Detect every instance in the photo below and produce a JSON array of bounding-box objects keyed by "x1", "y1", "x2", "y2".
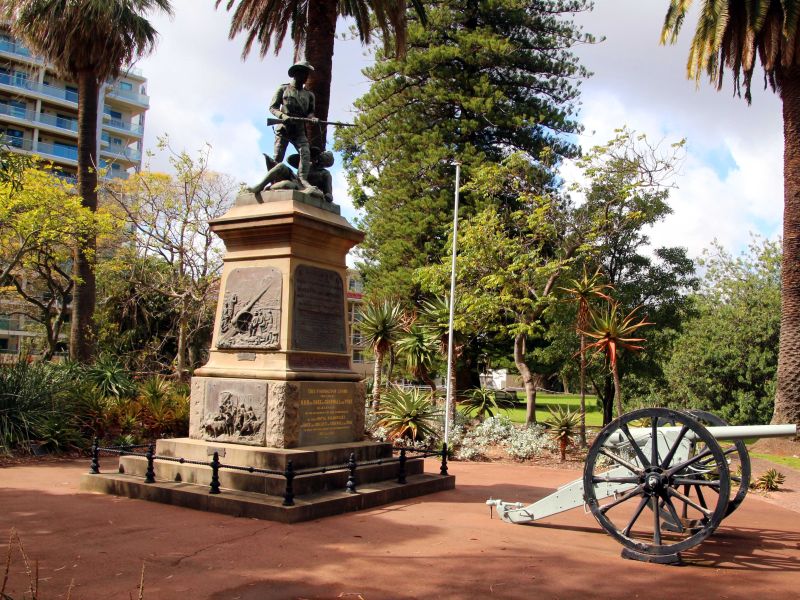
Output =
[
  {"x1": 136, "y1": 0, "x2": 785, "y2": 263},
  {"x1": 566, "y1": 1, "x2": 784, "y2": 258}
]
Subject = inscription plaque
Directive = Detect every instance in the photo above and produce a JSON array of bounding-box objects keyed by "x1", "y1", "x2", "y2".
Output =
[
  {"x1": 217, "y1": 267, "x2": 282, "y2": 350},
  {"x1": 298, "y1": 382, "x2": 356, "y2": 446},
  {"x1": 292, "y1": 265, "x2": 347, "y2": 353}
]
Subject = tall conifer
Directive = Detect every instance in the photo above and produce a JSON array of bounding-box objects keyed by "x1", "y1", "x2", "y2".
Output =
[{"x1": 338, "y1": 0, "x2": 594, "y2": 298}]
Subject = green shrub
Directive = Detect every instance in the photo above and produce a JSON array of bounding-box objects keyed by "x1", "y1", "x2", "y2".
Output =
[{"x1": 0, "y1": 361, "x2": 75, "y2": 452}]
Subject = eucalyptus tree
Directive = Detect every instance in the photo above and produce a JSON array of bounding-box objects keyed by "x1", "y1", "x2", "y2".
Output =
[
  {"x1": 3, "y1": 0, "x2": 173, "y2": 362},
  {"x1": 661, "y1": 1, "x2": 800, "y2": 427},
  {"x1": 215, "y1": 0, "x2": 425, "y2": 150}
]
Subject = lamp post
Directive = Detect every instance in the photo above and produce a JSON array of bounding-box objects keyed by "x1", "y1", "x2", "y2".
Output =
[{"x1": 444, "y1": 161, "x2": 461, "y2": 445}]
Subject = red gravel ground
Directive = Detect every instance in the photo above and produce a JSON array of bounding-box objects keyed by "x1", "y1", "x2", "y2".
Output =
[{"x1": 2, "y1": 459, "x2": 799, "y2": 600}]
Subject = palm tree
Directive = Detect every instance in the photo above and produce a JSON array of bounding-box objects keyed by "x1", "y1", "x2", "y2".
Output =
[
  {"x1": 661, "y1": 1, "x2": 800, "y2": 428},
  {"x1": 358, "y1": 300, "x2": 404, "y2": 410},
  {"x1": 581, "y1": 301, "x2": 652, "y2": 419},
  {"x1": 558, "y1": 266, "x2": 612, "y2": 446},
  {"x1": 395, "y1": 321, "x2": 440, "y2": 391},
  {"x1": 420, "y1": 295, "x2": 463, "y2": 426},
  {"x1": 4, "y1": 0, "x2": 173, "y2": 362},
  {"x1": 215, "y1": 0, "x2": 425, "y2": 150}
]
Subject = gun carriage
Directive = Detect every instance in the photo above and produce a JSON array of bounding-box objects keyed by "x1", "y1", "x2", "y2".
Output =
[{"x1": 487, "y1": 407, "x2": 797, "y2": 564}]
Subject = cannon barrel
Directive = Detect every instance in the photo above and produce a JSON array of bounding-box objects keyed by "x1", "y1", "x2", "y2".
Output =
[{"x1": 613, "y1": 424, "x2": 796, "y2": 446}]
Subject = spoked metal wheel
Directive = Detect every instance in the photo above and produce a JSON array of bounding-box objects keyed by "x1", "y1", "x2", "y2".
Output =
[
  {"x1": 583, "y1": 408, "x2": 730, "y2": 562},
  {"x1": 683, "y1": 410, "x2": 750, "y2": 519}
]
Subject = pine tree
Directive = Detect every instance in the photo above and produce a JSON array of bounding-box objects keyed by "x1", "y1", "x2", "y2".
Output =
[{"x1": 337, "y1": 0, "x2": 594, "y2": 299}]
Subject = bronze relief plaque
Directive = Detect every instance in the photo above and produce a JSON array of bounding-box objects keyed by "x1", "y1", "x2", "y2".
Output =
[
  {"x1": 297, "y1": 382, "x2": 356, "y2": 446},
  {"x1": 217, "y1": 267, "x2": 282, "y2": 350},
  {"x1": 199, "y1": 379, "x2": 267, "y2": 446},
  {"x1": 291, "y1": 265, "x2": 347, "y2": 353}
]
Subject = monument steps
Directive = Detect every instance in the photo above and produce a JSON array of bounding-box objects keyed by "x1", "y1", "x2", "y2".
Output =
[
  {"x1": 117, "y1": 454, "x2": 425, "y2": 496},
  {"x1": 156, "y1": 438, "x2": 393, "y2": 470},
  {"x1": 80, "y1": 471, "x2": 455, "y2": 523}
]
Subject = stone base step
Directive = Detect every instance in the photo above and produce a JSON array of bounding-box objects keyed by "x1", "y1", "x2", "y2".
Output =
[
  {"x1": 118, "y1": 455, "x2": 424, "y2": 496},
  {"x1": 154, "y1": 438, "x2": 393, "y2": 470},
  {"x1": 80, "y1": 472, "x2": 456, "y2": 523}
]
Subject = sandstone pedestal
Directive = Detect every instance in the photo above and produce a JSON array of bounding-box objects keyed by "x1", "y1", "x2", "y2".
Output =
[{"x1": 81, "y1": 191, "x2": 455, "y2": 520}]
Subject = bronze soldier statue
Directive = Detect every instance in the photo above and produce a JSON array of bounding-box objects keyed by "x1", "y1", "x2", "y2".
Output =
[{"x1": 269, "y1": 61, "x2": 317, "y2": 187}]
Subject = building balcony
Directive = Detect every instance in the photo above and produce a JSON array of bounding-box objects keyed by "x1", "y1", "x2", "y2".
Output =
[
  {"x1": 0, "y1": 38, "x2": 44, "y2": 65},
  {"x1": 100, "y1": 144, "x2": 141, "y2": 164},
  {"x1": 105, "y1": 84, "x2": 149, "y2": 108},
  {"x1": 0, "y1": 73, "x2": 79, "y2": 106},
  {"x1": 0, "y1": 103, "x2": 80, "y2": 136},
  {"x1": 102, "y1": 112, "x2": 144, "y2": 137},
  {"x1": 35, "y1": 140, "x2": 78, "y2": 164}
]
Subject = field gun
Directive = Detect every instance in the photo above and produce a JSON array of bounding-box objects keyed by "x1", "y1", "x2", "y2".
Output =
[{"x1": 487, "y1": 407, "x2": 797, "y2": 564}]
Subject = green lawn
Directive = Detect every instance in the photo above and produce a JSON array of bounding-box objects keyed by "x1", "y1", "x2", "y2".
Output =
[
  {"x1": 751, "y1": 453, "x2": 800, "y2": 471},
  {"x1": 504, "y1": 392, "x2": 604, "y2": 427}
]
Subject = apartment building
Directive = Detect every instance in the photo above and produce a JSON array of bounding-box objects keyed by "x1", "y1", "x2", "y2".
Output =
[
  {"x1": 346, "y1": 271, "x2": 374, "y2": 378},
  {"x1": 0, "y1": 26, "x2": 149, "y2": 360}
]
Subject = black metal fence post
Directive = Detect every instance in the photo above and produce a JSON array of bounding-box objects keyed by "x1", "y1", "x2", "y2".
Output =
[
  {"x1": 283, "y1": 459, "x2": 295, "y2": 506},
  {"x1": 397, "y1": 448, "x2": 407, "y2": 484},
  {"x1": 209, "y1": 451, "x2": 221, "y2": 494},
  {"x1": 440, "y1": 443, "x2": 449, "y2": 476},
  {"x1": 144, "y1": 442, "x2": 156, "y2": 484},
  {"x1": 89, "y1": 437, "x2": 100, "y2": 474},
  {"x1": 346, "y1": 452, "x2": 357, "y2": 493}
]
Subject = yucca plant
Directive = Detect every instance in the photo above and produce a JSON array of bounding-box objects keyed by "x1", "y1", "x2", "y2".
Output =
[
  {"x1": 376, "y1": 385, "x2": 441, "y2": 441},
  {"x1": 543, "y1": 406, "x2": 581, "y2": 461},
  {"x1": 580, "y1": 301, "x2": 652, "y2": 419},
  {"x1": 459, "y1": 388, "x2": 515, "y2": 421}
]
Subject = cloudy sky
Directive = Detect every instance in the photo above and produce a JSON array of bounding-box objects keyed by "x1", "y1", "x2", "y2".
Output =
[{"x1": 137, "y1": 0, "x2": 784, "y2": 260}]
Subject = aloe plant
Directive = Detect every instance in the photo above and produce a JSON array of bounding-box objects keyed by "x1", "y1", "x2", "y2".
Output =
[
  {"x1": 376, "y1": 385, "x2": 441, "y2": 441},
  {"x1": 543, "y1": 406, "x2": 581, "y2": 461}
]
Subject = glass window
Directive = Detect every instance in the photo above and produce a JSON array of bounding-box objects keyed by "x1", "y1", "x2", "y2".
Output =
[
  {"x1": 65, "y1": 86, "x2": 78, "y2": 102},
  {"x1": 108, "y1": 109, "x2": 122, "y2": 120},
  {"x1": 119, "y1": 81, "x2": 133, "y2": 91}
]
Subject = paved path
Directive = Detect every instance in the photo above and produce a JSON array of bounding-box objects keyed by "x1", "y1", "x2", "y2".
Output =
[{"x1": 2, "y1": 459, "x2": 799, "y2": 599}]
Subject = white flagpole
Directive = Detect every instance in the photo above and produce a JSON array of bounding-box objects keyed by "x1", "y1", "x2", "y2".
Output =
[{"x1": 444, "y1": 161, "x2": 461, "y2": 445}]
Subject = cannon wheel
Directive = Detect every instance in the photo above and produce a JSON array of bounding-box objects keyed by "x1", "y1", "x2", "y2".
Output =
[
  {"x1": 583, "y1": 408, "x2": 730, "y2": 562},
  {"x1": 684, "y1": 410, "x2": 750, "y2": 518}
]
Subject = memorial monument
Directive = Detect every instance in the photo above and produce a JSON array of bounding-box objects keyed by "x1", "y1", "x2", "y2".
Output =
[{"x1": 82, "y1": 61, "x2": 454, "y2": 521}]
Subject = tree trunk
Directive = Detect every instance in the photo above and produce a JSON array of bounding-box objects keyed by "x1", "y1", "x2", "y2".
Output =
[
  {"x1": 561, "y1": 373, "x2": 570, "y2": 394},
  {"x1": 371, "y1": 348, "x2": 384, "y2": 411},
  {"x1": 421, "y1": 370, "x2": 436, "y2": 393},
  {"x1": 304, "y1": 0, "x2": 337, "y2": 151},
  {"x1": 176, "y1": 312, "x2": 188, "y2": 382},
  {"x1": 514, "y1": 333, "x2": 537, "y2": 424},
  {"x1": 774, "y1": 69, "x2": 800, "y2": 431},
  {"x1": 70, "y1": 71, "x2": 99, "y2": 363},
  {"x1": 612, "y1": 363, "x2": 623, "y2": 419},
  {"x1": 602, "y1": 374, "x2": 614, "y2": 425},
  {"x1": 579, "y1": 333, "x2": 587, "y2": 447}
]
